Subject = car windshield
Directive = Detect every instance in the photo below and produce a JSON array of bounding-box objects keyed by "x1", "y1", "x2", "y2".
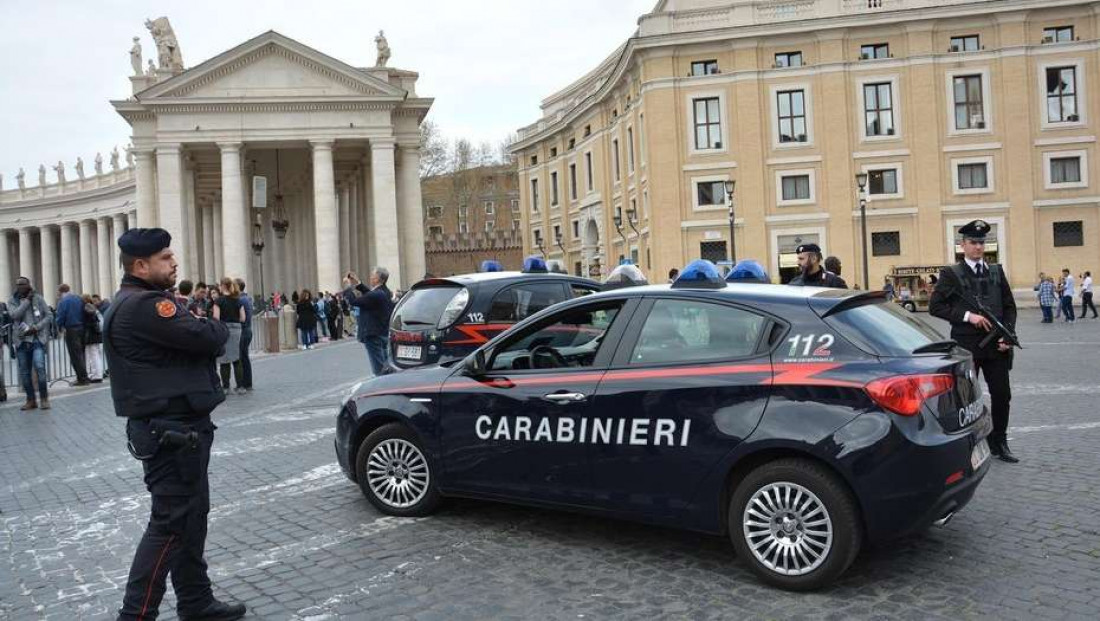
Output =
[
  {"x1": 823, "y1": 299, "x2": 945, "y2": 357},
  {"x1": 390, "y1": 285, "x2": 463, "y2": 330}
]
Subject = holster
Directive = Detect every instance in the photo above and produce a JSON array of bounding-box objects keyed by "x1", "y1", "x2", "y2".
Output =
[{"x1": 126, "y1": 418, "x2": 199, "y2": 461}]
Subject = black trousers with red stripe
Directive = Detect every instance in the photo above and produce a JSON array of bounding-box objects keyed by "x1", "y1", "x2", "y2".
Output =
[{"x1": 118, "y1": 417, "x2": 215, "y2": 621}]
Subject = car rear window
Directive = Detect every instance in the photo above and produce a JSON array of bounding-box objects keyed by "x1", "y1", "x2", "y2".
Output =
[
  {"x1": 391, "y1": 285, "x2": 464, "y2": 330},
  {"x1": 823, "y1": 299, "x2": 944, "y2": 357}
]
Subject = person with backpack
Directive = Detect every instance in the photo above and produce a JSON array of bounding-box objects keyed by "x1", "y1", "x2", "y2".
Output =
[{"x1": 81, "y1": 294, "x2": 105, "y2": 382}]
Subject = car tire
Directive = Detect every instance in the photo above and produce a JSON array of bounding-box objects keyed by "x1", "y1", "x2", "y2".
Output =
[
  {"x1": 728, "y1": 458, "x2": 862, "y2": 591},
  {"x1": 903, "y1": 301, "x2": 917, "y2": 313},
  {"x1": 355, "y1": 423, "x2": 441, "y2": 517}
]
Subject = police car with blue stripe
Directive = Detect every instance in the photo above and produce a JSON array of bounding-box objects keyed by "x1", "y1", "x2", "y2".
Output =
[{"x1": 335, "y1": 260, "x2": 992, "y2": 590}]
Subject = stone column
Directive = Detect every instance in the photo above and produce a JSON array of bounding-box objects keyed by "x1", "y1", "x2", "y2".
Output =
[
  {"x1": 219, "y1": 143, "x2": 247, "y2": 280},
  {"x1": 348, "y1": 174, "x2": 360, "y2": 274},
  {"x1": 0, "y1": 231, "x2": 10, "y2": 301},
  {"x1": 97, "y1": 218, "x2": 113, "y2": 297},
  {"x1": 213, "y1": 197, "x2": 224, "y2": 280},
  {"x1": 397, "y1": 145, "x2": 426, "y2": 285},
  {"x1": 129, "y1": 209, "x2": 138, "y2": 230},
  {"x1": 60, "y1": 223, "x2": 77, "y2": 289},
  {"x1": 134, "y1": 148, "x2": 157, "y2": 227},
  {"x1": 360, "y1": 156, "x2": 374, "y2": 270},
  {"x1": 112, "y1": 213, "x2": 126, "y2": 292},
  {"x1": 201, "y1": 203, "x2": 215, "y2": 282},
  {"x1": 370, "y1": 139, "x2": 402, "y2": 288},
  {"x1": 78, "y1": 220, "x2": 94, "y2": 294},
  {"x1": 18, "y1": 228, "x2": 36, "y2": 288},
  {"x1": 156, "y1": 145, "x2": 188, "y2": 278},
  {"x1": 338, "y1": 181, "x2": 351, "y2": 273},
  {"x1": 40, "y1": 226, "x2": 58, "y2": 303},
  {"x1": 311, "y1": 140, "x2": 340, "y2": 292},
  {"x1": 184, "y1": 160, "x2": 200, "y2": 279}
]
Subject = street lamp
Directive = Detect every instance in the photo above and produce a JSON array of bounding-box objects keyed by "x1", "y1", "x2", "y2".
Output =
[
  {"x1": 271, "y1": 149, "x2": 289, "y2": 239},
  {"x1": 855, "y1": 172, "x2": 869, "y2": 291},
  {"x1": 724, "y1": 180, "x2": 737, "y2": 263},
  {"x1": 536, "y1": 235, "x2": 547, "y2": 258},
  {"x1": 625, "y1": 207, "x2": 641, "y2": 237},
  {"x1": 554, "y1": 229, "x2": 565, "y2": 255},
  {"x1": 251, "y1": 212, "x2": 266, "y2": 302},
  {"x1": 613, "y1": 208, "x2": 627, "y2": 262}
]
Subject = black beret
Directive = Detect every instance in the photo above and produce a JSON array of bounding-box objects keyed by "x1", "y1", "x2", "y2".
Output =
[
  {"x1": 958, "y1": 219, "x2": 990, "y2": 241},
  {"x1": 118, "y1": 227, "x2": 172, "y2": 258},
  {"x1": 796, "y1": 243, "x2": 821, "y2": 255}
]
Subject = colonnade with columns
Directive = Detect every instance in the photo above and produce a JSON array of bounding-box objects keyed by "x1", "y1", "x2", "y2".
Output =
[{"x1": 0, "y1": 210, "x2": 134, "y2": 304}]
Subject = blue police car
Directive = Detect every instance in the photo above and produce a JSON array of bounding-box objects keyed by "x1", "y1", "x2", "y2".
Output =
[{"x1": 336, "y1": 261, "x2": 992, "y2": 590}]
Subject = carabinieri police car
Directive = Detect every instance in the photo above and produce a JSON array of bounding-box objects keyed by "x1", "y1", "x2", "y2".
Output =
[
  {"x1": 388, "y1": 257, "x2": 599, "y2": 370},
  {"x1": 336, "y1": 260, "x2": 992, "y2": 590}
]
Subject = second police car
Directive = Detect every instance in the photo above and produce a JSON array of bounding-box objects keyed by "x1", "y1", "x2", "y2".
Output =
[{"x1": 336, "y1": 260, "x2": 992, "y2": 590}]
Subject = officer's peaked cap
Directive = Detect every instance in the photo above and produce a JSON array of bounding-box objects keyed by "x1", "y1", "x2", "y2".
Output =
[
  {"x1": 118, "y1": 228, "x2": 172, "y2": 258},
  {"x1": 796, "y1": 243, "x2": 821, "y2": 255},
  {"x1": 958, "y1": 219, "x2": 991, "y2": 241}
]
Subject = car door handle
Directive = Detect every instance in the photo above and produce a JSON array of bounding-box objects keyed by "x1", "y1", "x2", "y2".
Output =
[{"x1": 543, "y1": 392, "x2": 586, "y2": 403}]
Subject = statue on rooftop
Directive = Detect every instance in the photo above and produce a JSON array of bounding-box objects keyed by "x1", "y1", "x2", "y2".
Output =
[
  {"x1": 110, "y1": 147, "x2": 121, "y2": 171},
  {"x1": 75, "y1": 157, "x2": 85, "y2": 180},
  {"x1": 53, "y1": 161, "x2": 66, "y2": 184},
  {"x1": 374, "y1": 30, "x2": 390, "y2": 68},
  {"x1": 126, "y1": 145, "x2": 135, "y2": 168},
  {"x1": 95, "y1": 153, "x2": 104, "y2": 176},
  {"x1": 38, "y1": 164, "x2": 47, "y2": 187},
  {"x1": 130, "y1": 37, "x2": 143, "y2": 76},
  {"x1": 146, "y1": 59, "x2": 156, "y2": 76},
  {"x1": 16, "y1": 168, "x2": 26, "y2": 191},
  {"x1": 145, "y1": 17, "x2": 184, "y2": 74}
]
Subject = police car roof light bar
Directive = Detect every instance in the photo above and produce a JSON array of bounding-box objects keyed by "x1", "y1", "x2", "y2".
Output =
[
  {"x1": 727, "y1": 259, "x2": 770, "y2": 284},
  {"x1": 671, "y1": 260, "x2": 726, "y2": 289},
  {"x1": 480, "y1": 260, "x2": 504, "y2": 273},
  {"x1": 522, "y1": 255, "x2": 549, "y2": 273}
]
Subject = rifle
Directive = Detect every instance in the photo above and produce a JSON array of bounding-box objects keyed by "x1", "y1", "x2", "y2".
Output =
[{"x1": 965, "y1": 291, "x2": 1023, "y2": 350}]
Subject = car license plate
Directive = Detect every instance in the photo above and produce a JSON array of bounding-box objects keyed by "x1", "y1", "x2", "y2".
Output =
[
  {"x1": 396, "y1": 345, "x2": 422, "y2": 360},
  {"x1": 971, "y1": 438, "x2": 991, "y2": 470}
]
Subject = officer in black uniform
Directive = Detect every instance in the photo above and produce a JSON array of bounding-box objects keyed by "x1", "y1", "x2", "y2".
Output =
[
  {"x1": 930, "y1": 220, "x2": 1019, "y2": 463},
  {"x1": 787, "y1": 243, "x2": 848, "y2": 288},
  {"x1": 104, "y1": 228, "x2": 246, "y2": 621}
]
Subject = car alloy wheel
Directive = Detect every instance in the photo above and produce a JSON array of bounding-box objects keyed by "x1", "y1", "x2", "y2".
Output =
[
  {"x1": 366, "y1": 438, "x2": 430, "y2": 509},
  {"x1": 743, "y1": 482, "x2": 833, "y2": 576}
]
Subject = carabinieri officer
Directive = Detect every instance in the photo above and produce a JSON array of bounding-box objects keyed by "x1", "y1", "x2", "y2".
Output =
[
  {"x1": 930, "y1": 219, "x2": 1019, "y2": 464},
  {"x1": 104, "y1": 228, "x2": 246, "y2": 621}
]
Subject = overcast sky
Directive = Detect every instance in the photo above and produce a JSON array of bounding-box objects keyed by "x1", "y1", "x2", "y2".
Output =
[{"x1": 0, "y1": 0, "x2": 654, "y2": 184}]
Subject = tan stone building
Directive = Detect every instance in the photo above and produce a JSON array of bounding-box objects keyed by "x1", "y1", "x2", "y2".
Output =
[
  {"x1": 512, "y1": 0, "x2": 1100, "y2": 292},
  {"x1": 422, "y1": 164, "x2": 524, "y2": 276}
]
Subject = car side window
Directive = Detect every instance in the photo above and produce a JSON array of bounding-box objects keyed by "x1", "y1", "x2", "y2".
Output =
[
  {"x1": 630, "y1": 299, "x2": 766, "y2": 365},
  {"x1": 487, "y1": 283, "x2": 566, "y2": 323},
  {"x1": 489, "y1": 301, "x2": 623, "y2": 371},
  {"x1": 571, "y1": 284, "x2": 599, "y2": 298}
]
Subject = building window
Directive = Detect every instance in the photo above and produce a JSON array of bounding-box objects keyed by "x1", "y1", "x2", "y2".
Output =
[
  {"x1": 697, "y1": 180, "x2": 725, "y2": 207},
  {"x1": 1050, "y1": 156, "x2": 1082, "y2": 184},
  {"x1": 871, "y1": 231, "x2": 901, "y2": 256},
  {"x1": 530, "y1": 155, "x2": 538, "y2": 166},
  {"x1": 950, "y1": 35, "x2": 980, "y2": 53},
  {"x1": 458, "y1": 222, "x2": 468, "y2": 234},
  {"x1": 510, "y1": 198, "x2": 519, "y2": 212},
  {"x1": 568, "y1": 138, "x2": 576, "y2": 150},
  {"x1": 584, "y1": 125, "x2": 592, "y2": 137},
  {"x1": 512, "y1": 219, "x2": 521, "y2": 231},
  {"x1": 700, "y1": 241, "x2": 728, "y2": 263},
  {"x1": 574, "y1": 261, "x2": 582, "y2": 276},
  {"x1": 777, "y1": 90, "x2": 807, "y2": 143},
  {"x1": 572, "y1": 220, "x2": 580, "y2": 238},
  {"x1": 639, "y1": 114, "x2": 647, "y2": 165},
  {"x1": 550, "y1": 147, "x2": 557, "y2": 158},
  {"x1": 868, "y1": 169, "x2": 899, "y2": 195},
  {"x1": 863, "y1": 82, "x2": 895, "y2": 137},
  {"x1": 483, "y1": 200, "x2": 494, "y2": 215},
  {"x1": 426, "y1": 205, "x2": 443, "y2": 219},
  {"x1": 627, "y1": 127, "x2": 635, "y2": 173},
  {"x1": 957, "y1": 162, "x2": 989, "y2": 190},
  {"x1": 692, "y1": 97, "x2": 722, "y2": 150},
  {"x1": 428, "y1": 225, "x2": 443, "y2": 237},
  {"x1": 780, "y1": 175, "x2": 811, "y2": 201},
  {"x1": 550, "y1": 171, "x2": 559, "y2": 206},
  {"x1": 569, "y1": 163, "x2": 578, "y2": 200},
  {"x1": 1043, "y1": 26, "x2": 1074, "y2": 44},
  {"x1": 458, "y1": 204, "x2": 468, "y2": 219},
  {"x1": 530, "y1": 179, "x2": 539, "y2": 212},
  {"x1": 1053, "y1": 221, "x2": 1084, "y2": 247},
  {"x1": 553, "y1": 225, "x2": 562, "y2": 243},
  {"x1": 953, "y1": 75, "x2": 985, "y2": 130},
  {"x1": 585, "y1": 152, "x2": 594, "y2": 191},
  {"x1": 690, "y1": 60, "x2": 719, "y2": 76},
  {"x1": 1046, "y1": 66, "x2": 1079, "y2": 123},
  {"x1": 485, "y1": 221, "x2": 495, "y2": 233},
  {"x1": 612, "y1": 139, "x2": 621, "y2": 181},
  {"x1": 860, "y1": 43, "x2": 889, "y2": 60},
  {"x1": 775, "y1": 51, "x2": 803, "y2": 68}
]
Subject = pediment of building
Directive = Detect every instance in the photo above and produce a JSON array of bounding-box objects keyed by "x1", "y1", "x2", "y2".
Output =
[{"x1": 137, "y1": 31, "x2": 406, "y2": 102}]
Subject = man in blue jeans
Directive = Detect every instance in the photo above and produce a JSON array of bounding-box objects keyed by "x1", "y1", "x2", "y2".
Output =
[
  {"x1": 343, "y1": 267, "x2": 394, "y2": 376},
  {"x1": 9, "y1": 276, "x2": 55, "y2": 410}
]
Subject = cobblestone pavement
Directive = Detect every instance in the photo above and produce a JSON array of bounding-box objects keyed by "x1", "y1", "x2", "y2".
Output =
[{"x1": 2, "y1": 311, "x2": 1099, "y2": 620}]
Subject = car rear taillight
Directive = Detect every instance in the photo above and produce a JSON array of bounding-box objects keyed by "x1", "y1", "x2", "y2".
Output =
[{"x1": 864, "y1": 374, "x2": 955, "y2": 417}]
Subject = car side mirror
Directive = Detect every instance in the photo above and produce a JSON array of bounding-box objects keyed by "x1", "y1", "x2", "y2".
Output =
[{"x1": 465, "y1": 349, "x2": 487, "y2": 377}]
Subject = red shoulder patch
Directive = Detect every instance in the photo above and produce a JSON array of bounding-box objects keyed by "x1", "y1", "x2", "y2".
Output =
[{"x1": 155, "y1": 300, "x2": 177, "y2": 318}]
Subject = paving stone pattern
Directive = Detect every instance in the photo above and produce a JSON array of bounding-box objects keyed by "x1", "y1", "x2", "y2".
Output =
[{"x1": 1, "y1": 312, "x2": 1099, "y2": 620}]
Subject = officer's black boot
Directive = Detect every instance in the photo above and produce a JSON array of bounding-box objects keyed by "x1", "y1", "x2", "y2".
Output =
[
  {"x1": 997, "y1": 439, "x2": 1019, "y2": 464},
  {"x1": 179, "y1": 599, "x2": 246, "y2": 621}
]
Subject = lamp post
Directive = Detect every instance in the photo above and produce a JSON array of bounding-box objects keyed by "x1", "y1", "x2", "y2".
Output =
[
  {"x1": 271, "y1": 149, "x2": 289, "y2": 239},
  {"x1": 536, "y1": 236, "x2": 547, "y2": 259},
  {"x1": 855, "y1": 172, "x2": 869, "y2": 291},
  {"x1": 724, "y1": 180, "x2": 737, "y2": 263},
  {"x1": 251, "y1": 212, "x2": 266, "y2": 304},
  {"x1": 554, "y1": 230, "x2": 565, "y2": 255},
  {"x1": 613, "y1": 208, "x2": 627, "y2": 263}
]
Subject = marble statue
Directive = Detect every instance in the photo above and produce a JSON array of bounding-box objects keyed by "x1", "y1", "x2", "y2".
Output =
[
  {"x1": 146, "y1": 59, "x2": 156, "y2": 76},
  {"x1": 54, "y1": 160, "x2": 66, "y2": 184},
  {"x1": 110, "y1": 147, "x2": 120, "y2": 171},
  {"x1": 126, "y1": 145, "x2": 135, "y2": 168},
  {"x1": 16, "y1": 168, "x2": 25, "y2": 190},
  {"x1": 75, "y1": 157, "x2": 85, "y2": 180},
  {"x1": 38, "y1": 165, "x2": 47, "y2": 187},
  {"x1": 145, "y1": 17, "x2": 184, "y2": 73},
  {"x1": 94, "y1": 152, "x2": 104, "y2": 175},
  {"x1": 130, "y1": 37, "x2": 143, "y2": 76},
  {"x1": 375, "y1": 30, "x2": 390, "y2": 67}
]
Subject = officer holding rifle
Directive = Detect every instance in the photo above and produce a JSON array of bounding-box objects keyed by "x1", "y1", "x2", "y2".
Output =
[{"x1": 930, "y1": 219, "x2": 1021, "y2": 464}]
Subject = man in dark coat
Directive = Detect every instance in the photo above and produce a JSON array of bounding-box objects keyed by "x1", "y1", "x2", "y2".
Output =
[
  {"x1": 343, "y1": 267, "x2": 395, "y2": 376},
  {"x1": 105, "y1": 228, "x2": 245, "y2": 621},
  {"x1": 930, "y1": 219, "x2": 1019, "y2": 463},
  {"x1": 787, "y1": 244, "x2": 847, "y2": 288}
]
